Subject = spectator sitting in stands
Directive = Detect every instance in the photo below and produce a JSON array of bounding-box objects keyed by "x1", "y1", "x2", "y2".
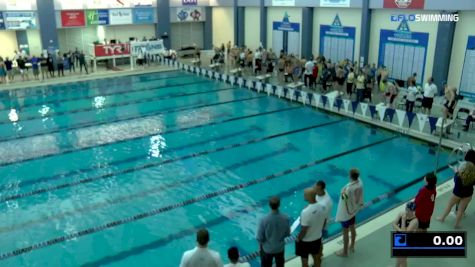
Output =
[{"x1": 224, "y1": 247, "x2": 250, "y2": 267}]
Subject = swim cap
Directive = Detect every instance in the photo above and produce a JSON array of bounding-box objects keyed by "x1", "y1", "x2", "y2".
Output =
[{"x1": 406, "y1": 202, "x2": 416, "y2": 211}]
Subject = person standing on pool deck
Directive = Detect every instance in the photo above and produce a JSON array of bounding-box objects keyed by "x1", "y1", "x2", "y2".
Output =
[
  {"x1": 414, "y1": 172, "x2": 437, "y2": 232},
  {"x1": 335, "y1": 168, "x2": 364, "y2": 257},
  {"x1": 315, "y1": 180, "x2": 333, "y2": 239},
  {"x1": 256, "y1": 196, "x2": 290, "y2": 267},
  {"x1": 179, "y1": 228, "x2": 223, "y2": 267},
  {"x1": 296, "y1": 187, "x2": 327, "y2": 267},
  {"x1": 437, "y1": 150, "x2": 475, "y2": 228},
  {"x1": 422, "y1": 77, "x2": 438, "y2": 115}
]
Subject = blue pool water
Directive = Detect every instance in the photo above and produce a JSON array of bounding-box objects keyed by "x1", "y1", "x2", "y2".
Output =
[{"x1": 0, "y1": 71, "x2": 451, "y2": 266}]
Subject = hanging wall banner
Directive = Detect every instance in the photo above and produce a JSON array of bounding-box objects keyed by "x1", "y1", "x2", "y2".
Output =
[
  {"x1": 4, "y1": 12, "x2": 37, "y2": 29},
  {"x1": 459, "y1": 36, "x2": 475, "y2": 98},
  {"x1": 272, "y1": 12, "x2": 300, "y2": 56},
  {"x1": 94, "y1": 43, "x2": 130, "y2": 57},
  {"x1": 86, "y1": 9, "x2": 109, "y2": 25},
  {"x1": 384, "y1": 0, "x2": 424, "y2": 9},
  {"x1": 378, "y1": 20, "x2": 428, "y2": 85},
  {"x1": 176, "y1": 7, "x2": 203, "y2": 22},
  {"x1": 320, "y1": 14, "x2": 355, "y2": 63},
  {"x1": 133, "y1": 8, "x2": 154, "y2": 24},
  {"x1": 109, "y1": 9, "x2": 133, "y2": 25},
  {"x1": 131, "y1": 40, "x2": 165, "y2": 55},
  {"x1": 0, "y1": 12, "x2": 4, "y2": 30},
  {"x1": 272, "y1": 0, "x2": 296, "y2": 6},
  {"x1": 320, "y1": 0, "x2": 350, "y2": 7},
  {"x1": 61, "y1": 10, "x2": 86, "y2": 27}
]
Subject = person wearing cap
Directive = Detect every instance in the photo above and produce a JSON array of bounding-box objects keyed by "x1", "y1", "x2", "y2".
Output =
[
  {"x1": 393, "y1": 202, "x2": 418, "y2": 267},
  {"x1": 179, "y1": 228, "x2": 223, "y2": 267},
  {"x1": 224, "y1": 247, "x2": 251, "y2": 267}
]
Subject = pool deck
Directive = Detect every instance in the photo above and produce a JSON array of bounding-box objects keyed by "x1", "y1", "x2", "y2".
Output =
[{"x1": 285, "y1": 178, "x2": 475, "y2": 267}]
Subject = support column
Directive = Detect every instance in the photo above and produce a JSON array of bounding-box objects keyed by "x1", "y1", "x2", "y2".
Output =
[
  {"x1": 204, "y1": 7, "x2": 213, "y2": 49},
  {"x1": 156, "y1": 0, "x2": 171, "y2": 49},
  {"x1": 236, "y1": 7, "x2": 245, "y2": 47},
  {"x1": 359, "y1": 0, "x2": 371, "y2": 66},
  {"x1": 16, "y1": 31, "x2": 29, "y2": 54},
  {"x1": 260, "y1": 0, "x2": 267, "y2": 49},
  {"x1": 432, "y1": 11, "x2": 456, "y2": 95},
  {"x1": 301, "y1": 7, "x2": 313, "y2": 59},
  {"x1": 36, "y1": 0, "x2": 58, "y2": 53}
]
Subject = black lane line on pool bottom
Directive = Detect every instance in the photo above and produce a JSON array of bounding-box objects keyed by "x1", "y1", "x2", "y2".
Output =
[
  {"x1": 0, "y1": 85, "x2": 246, "y2": 143},
  {"x1": 0, "y1": 84, "x2": 235, "y2": 142},
  {"x1": 0, "y1": 144, "x2": 298, "y2": 234},
  {"x1": 0, "y1": 74, "x2": 202, "y2": 111},
  {"x1": 0, "y1": 107, "x2": 300, "y2": 190},
  {"x1": 0, "y1": 80, "x2": 222, "y2": 125},
  {"x1": 0, "y1": 94, "x2": 266, "y2": 167},
  {"x1": 80, "y1": 168, "x2": 314, "y2": 267},
  {"x1": 0, "y1": 135, "x2": 397, "y2": 261},
  {"x1": 0, "y1": 70, "x2": 179, "y2": 101},
  {"x1": 0, "y1": 119, "x2": 346, "y2": 202},
  {"x1": 238, "y1": 160, "x2": 456, "y2": 263}
]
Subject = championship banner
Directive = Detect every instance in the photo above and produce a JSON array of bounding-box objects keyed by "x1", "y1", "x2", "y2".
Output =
[
  {"x1": 133, "y1": 8, "x2": 154, "y2": 24},
  {"x1": 320, "y1": 0, "x2": 350, "y2": 7},
  {"x1": 61, "y1": 10, "x2": 86, "y2": 27},
  {"x1": 94, "y1": 43, "x2": 130, "y2": 57},
  {"x1": 384, "y1": 0, "x2": 425, "y2": 9},
  {"x1": 109, "y1": 9, "x2": 133, "y2": 25},
  {"x1": 131, "y1": 40, "x2": 165, "y2": 55},
  {"x1": 272, "y1": 0, "x2": 295, "y2": 6},
  {"x1": 4, "y1": 12, "x2": 37, "y2": 29}
]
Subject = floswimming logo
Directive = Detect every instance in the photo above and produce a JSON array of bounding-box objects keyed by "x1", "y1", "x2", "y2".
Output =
[{"x1": 391, "y1": 13, "x2": 459, "y2": 22}]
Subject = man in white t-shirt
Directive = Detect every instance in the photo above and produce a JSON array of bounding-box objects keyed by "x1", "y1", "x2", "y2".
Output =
[
  {"x1": 422, "y1": 77, "x2": 438, "y2": 115},
  {"x1": 314, "y1": 180, "x2": 333, "y2": 234},
  {"x1": 296, "y1": 187, "x2": 327, "y2": 267},
  {"x1": 180, "y1": 229, "x2": 224, "y2": 267},
  {"x1": 335, "y1": 169, "x2": 364, "y2": 257},
  {"x1": 224, "y1": 247, "x2": 250, "y2": 267},
  {"x1": 304, "y1": 58, "x2": 315, "y2": 88}
]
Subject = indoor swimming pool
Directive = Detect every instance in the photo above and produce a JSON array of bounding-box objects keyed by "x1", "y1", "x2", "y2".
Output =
[{"x1": 0, "y1": 71, "x2": 453, "y2": 267}]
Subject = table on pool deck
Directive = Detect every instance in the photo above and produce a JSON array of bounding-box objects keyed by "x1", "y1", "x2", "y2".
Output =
[{"x1": 191, "y1": 59, "x2": 201, "y2": 66}]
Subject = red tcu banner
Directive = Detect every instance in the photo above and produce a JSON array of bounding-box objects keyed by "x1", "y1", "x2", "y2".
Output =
[
  {"x1": 384, "y1": 0, "x2": 425, "y2": 9},
  {"x1": 61, "y1": 10, "x2": 85, "y2": 27},
  {"x1": 94, "y1": 43, "x2": 131, "y2": 57}
]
